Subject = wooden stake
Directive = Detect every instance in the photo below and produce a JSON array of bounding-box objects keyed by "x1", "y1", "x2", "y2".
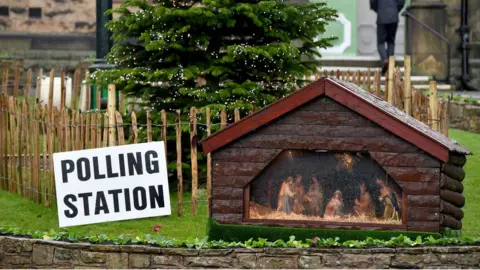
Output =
[
  {"x1": 0, "y1": 96, "x2": 4, "y2": 190},
  {"x1": 26, "y1": 69, "x2": 32, "y2": 100},
  {"x1": 80, "y1": 113, "x2": 85, "y2": 149},
  {"x1": 220, "y1": 108, "x2": 227, "y2": 129},
  {"x1": 161, "y1": 109, "x2": 167, "y2": 157},
  {"x1": 96, "y1": 83, "x2": 102, "y2": 110},
  {"x1": 131, "y1": 111, "x2": 138, "y2": 144},
  {"x1": 72, "y1": 69, "x2": 80, "y2": 110},
  {"x1": 1, "y1": 68, "x2": 8, "y2": 95},
  {"x1": 34, "y1": 103, "x2": 41, "y2": 203},
  {"x1": 48, "y1": 69, "x2": 55, "y2": 109},
  {"x1": 387, "y1": 56, "x2": 395, "y2": 104},
  {"x1": 429, "y1": 81, "x2": 439, "y2": 131},
  {"x1": 84, "y1": 71, "x2": 90, "y2": 111},
  {"x1": 48, "y1": 106, "x2": 55, "y2": 203},
  {"x1": 206, "y1": 107, "x2": 212, "y2": 216},
  {"x1": 17, "y1": 100, "x2": 24, "y2": 196},
  {"x1": 190, "y1": 107, "x2": 198, "y2": 216},
  {"x1": 147, "y1": 111, "x2": 152, "y2": 142},
  {"x1": 8, "y1": 97, "x2": 16, "y2": 193},
  {"x1": 116, "y1": 111, "x2": 125, "y2": 145},
  {"x1": 90, "y1": 113, "x2": 97, "y2": 148},
  {"x1": 85, "y1": 112, "x2": 91, "y2": 149},
  {"x1": 404, "y1": 55, "x2": 412, "y2": 116},
  {"x1": 64, "y1": 110, "x2": 70, "y2": 152},
  {"x1": 103, "y1": 113, "x2": 109, "y2": 148},
  {"x1": 26, "y1": 100, "x2": 32, "y2": 198},
  {"x1": 234, "y1": 108, "x2": 240, "y2": 122},
  {"x1": 75, "y1": 110, "x2": 81, "y2": 151},
  {"x1": 119, "y1": 93, "x2": 124, "y2": 113},
  {"x1": 367, "y1": 69, "x2": 371, "y2": 92},
  {"x1": 96, "y1": 113, "x2": 102, "y2": 148},
  {"x1": 36, "y1": 68, "x2": 42, "y2": 103},
  {"x1": 108, "y1": 84, "x2": 116, "y2": 147},
  {"x1": 41, "y1": 105, "x2": 48, "y2": 204},
  {"x1": 176, "y1": 109, "x2": 183, "y2": 216},
  {"x1": 60, "y1": 70, "x2": 66, "y2": 109},
  {"x1": 13, "y1": 67, "x2": 20, "y2": 97}
]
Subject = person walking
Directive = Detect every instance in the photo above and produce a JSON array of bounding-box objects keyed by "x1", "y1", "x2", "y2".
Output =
[{"x1": 370, "y1": 0, "x2": 406, "y2": 74}]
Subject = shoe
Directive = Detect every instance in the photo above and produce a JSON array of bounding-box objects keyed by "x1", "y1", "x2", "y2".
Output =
[{"x1": 381, "y1": 60, "x2": 388, "y2": 75}]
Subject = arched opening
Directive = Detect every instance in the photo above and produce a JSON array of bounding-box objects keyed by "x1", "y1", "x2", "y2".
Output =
[{"x1": 248, "y1": 150, "x2": 405, "y2": 225}]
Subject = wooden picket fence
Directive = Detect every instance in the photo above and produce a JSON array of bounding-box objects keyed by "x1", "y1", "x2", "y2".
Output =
[{"x1": 0, "y1": 55, "x2": 449, "y2": 216}]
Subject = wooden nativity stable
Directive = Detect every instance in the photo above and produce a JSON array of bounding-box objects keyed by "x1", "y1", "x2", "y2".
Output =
[{"x1": 201, "y1": 78, "x2": 471, "y2": 234}]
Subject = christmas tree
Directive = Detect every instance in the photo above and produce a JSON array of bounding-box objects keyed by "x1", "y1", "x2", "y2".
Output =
[{"x1": 98, "y1": 0, "x2": 337, "y2": 114}]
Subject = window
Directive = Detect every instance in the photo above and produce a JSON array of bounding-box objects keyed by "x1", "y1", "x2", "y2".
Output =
[
  {"x1": 28, "y1": 7, "x2": 41, "y2": 19},
  {"x1": 0, "y1": 6, "x2": 9, "y2": 17},
  {"x1": 248, "y1": 150, "x2": 404, "y2": 225}
]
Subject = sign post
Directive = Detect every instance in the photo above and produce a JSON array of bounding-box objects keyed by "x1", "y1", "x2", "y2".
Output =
[{"x1": 53, "y1": 142, "x2": 171, "y2": 227}]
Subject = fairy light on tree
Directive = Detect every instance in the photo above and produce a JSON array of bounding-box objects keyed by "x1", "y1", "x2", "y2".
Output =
[{"x1": 94, "y1": 0, "x2": 337, "y2": 115}]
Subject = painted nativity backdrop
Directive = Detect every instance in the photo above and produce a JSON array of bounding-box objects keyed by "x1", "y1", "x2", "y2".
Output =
[{"x1": 202, "y1": 78, "x2": 471, "y2": 233}]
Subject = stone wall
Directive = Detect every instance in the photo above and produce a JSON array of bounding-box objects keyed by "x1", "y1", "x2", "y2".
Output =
[
  {"x1": 448, "y1": 101, "x2": 480, "y2": 133},
  {"x1": 1, "y1": 236, "x2": 480, "y2": 269}
]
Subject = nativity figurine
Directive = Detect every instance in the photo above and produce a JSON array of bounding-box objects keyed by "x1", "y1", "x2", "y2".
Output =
[
  {"x1": 306, "y1": 176, "x2": 324, "y2": 216},
  {"x1": 292, "y1": 173, "x2": 305, "y2": 215},
  {"x1": 377, "y1": 179, "x2": 401, "y2": 220},
  {"x1": 276, "y1": 176, "x2": 295, "y2": 214},
  {"x1": 353, "y1": 182, "x2": 375, "y2": 217},
  {"x1": 324, "y1": 190, "x2": 344, "y2": 218}
]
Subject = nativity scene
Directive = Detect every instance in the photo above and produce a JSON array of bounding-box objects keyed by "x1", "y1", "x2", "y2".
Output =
[{"x1": 249, "y1": 150, "x2": 404, "y2": 225}]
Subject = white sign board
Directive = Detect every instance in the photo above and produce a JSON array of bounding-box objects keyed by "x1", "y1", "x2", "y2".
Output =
[{"x1": 53, "y1": 142, "x2": 171, "y2": 227}]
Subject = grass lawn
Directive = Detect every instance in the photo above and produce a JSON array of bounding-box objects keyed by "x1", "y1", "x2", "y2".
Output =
[
  {"x1": 0, "y1": 189, "x2": 208, "y2": 239},
  {"x1": 450, "y1": 129, "x2": 480, "y2": 237},
  {"x1": 0, "y1": 129, "x2": 478, "y2": 239}
]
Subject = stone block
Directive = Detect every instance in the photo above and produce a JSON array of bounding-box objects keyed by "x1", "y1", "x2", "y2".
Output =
[
  {"x1": 54, "y1": 248, "x2": 74, "y2": 262},
  {"x1": 373, "y1": 254, "x2": 393, "y2": 268},
  {"x1": 32, "y1": 244, "x2": 54, "y2": 265},
  {"x1": 237, "y1": 254, "x2": 257, "y2": 269},
  {"x1": 1, "y1": 237, "x2": 33, "y2": 254},
  {"x1": 151, "y1": 255, "x2": 182, "y2": 267},
  {"x1": 265, "y1": 248, "x2": 302, "y2": 255},
  {"x1": 339, "y1": 254, "x2": 374, "y2": 268},
  {"x1": 129, "y1": 254, "x2": 151, "y2": 268},
  {"x1": 106, "y1": 252, "x2": 129, "y2": 269},
  {"x1": 298, "y1": 256, "x2": 322, "y2": 269},
  {"x1": 199, "y1": 249, "x2": 234, "y2": 256},
  {"x1": 438, "y1": 253, "x2": 480, "y2": 266},
  {"x1": 257, "y1": 256, "x2": 298, "y2": 269},
  {"x1": 392, "y1": 254, "x2": 425, "y2": 268},
  {"x1": 162, "y1": 248, "x2": 199, "y2": 256},
  {"x1": 2, "y1": 255, "x2": 32, "y2": 265},
  {"x1": 79, "y1": 251, "x2": 106, "y2": 264},
  {"x1": 395, "y1": 247, "x2": 428, "y2": 254},
  {"x1": 184, "y1": 256, "x2": 235, "y2": 268},
  {"x1": 322, "y1": 254, "x2": 342, "y2": 268}
]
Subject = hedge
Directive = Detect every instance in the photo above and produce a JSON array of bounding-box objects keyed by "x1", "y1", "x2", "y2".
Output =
[{"x1": 206, "y1": 218, "x2": 442, "y2": 242}]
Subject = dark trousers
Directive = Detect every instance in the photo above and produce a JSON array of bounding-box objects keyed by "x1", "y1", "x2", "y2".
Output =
[{"x1": 377, "y1": 23, "x2": 398, "y2": 62}]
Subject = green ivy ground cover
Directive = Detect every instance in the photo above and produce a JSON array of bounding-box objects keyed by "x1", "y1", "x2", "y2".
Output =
[
  {"x1": 0, "y1": 226, "x2": 479, "y2": 249},
  {"x1": 0, "y1": 129, "x2": 478, "y2": 241}
]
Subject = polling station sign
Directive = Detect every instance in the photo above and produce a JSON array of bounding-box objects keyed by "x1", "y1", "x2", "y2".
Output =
[{"x1": 53, "y1": 142, "x2": 171, "y2": 227}]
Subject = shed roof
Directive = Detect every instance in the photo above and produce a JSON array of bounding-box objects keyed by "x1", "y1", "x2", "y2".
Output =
[{"x1": 201, "y1": 77, "x2": 471, "y2": 162}]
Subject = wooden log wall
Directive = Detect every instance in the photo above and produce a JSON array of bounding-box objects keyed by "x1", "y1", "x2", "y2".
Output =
[
  {"x1": 439, "y1": 155, "x2": 466, "y2": 230},
  {"x1": 211, "y1": 96, "x2": 445, "y2": 232}
]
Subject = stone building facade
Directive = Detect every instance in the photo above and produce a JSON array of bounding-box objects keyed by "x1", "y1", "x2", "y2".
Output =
[
  {"x1": 0, "y1": 0, "x2": 122, "y2": 70},
  {"x1": 0, "y1": 0, "x2": 478, "y2": 88}
]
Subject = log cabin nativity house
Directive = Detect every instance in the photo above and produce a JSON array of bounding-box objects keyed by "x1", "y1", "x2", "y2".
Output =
[{"x1": 202, "y1": 77, "x2": 471, "y2": 234}]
